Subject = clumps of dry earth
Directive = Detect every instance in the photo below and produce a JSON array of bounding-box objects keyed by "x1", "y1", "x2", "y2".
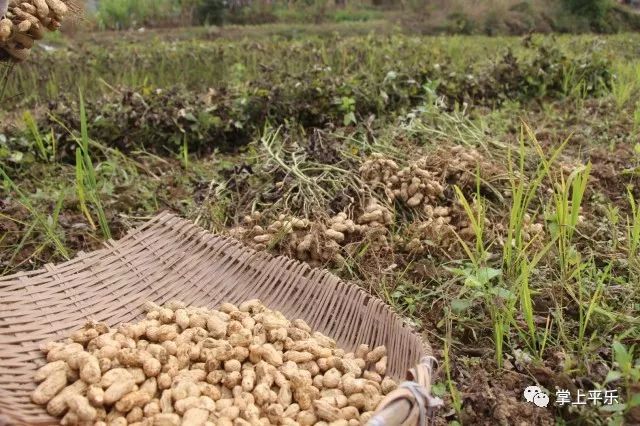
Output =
[
  {"x1": 0, "y1": 0, "x2": 73, "y2": 61},
  {"x1": 32, "y1": 300, "x2": 397, "y2": 426},
  {"x1": 454, "y1": 366, "x2": 555, "y2": 426}
]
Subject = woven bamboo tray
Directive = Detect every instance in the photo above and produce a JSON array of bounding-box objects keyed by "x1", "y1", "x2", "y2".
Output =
[{"x1": 0, "y1": 212, "x2": 432, "y2": 425}]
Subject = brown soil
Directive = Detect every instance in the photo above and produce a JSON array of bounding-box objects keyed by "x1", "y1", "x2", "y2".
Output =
[{"x1": 439, "y1": 365, "x2": 556, "y2": 426}]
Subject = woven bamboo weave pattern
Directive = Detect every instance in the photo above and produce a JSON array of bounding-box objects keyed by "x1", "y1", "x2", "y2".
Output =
[{"x1": 0, "y1": 211, "x2": 427, "y2": 425}]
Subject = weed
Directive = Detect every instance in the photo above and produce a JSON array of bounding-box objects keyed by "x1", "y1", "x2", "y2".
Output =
[
  {"x1": 0, "y1": 169, "x2": 69, "y2": 265},
  {"x1": 605, "y1": 204, "x2": 620, "y2": 251},
  {"x1": 502, "y1": 125, "x2": 558, "y2": 278},
  {"x1": 547, "y1": 162, "x2": 591, "y2": 283},
  {"x1": 611, "y1": 62, "x2": 640, "y2": 110},
  {"x1": 74, "y1": 92, "x2": 111, "y2": 240},
  {"x1": 606, "y1": 341, "x2": 640, "y2": 407},
  {"x1": 23, "y1": 112, "x2": 49, "y2": 162},
  {"x1": 632, "y1": 103, "x2": 640, "y2": 136},
  {"x1": 443, "y1": 314, "x2": 463, "y2": 419},
  {"x1": 627, "y1": 189, "x2": 640, "y2": 275},
  {"x1": 453, "y1": 183, "x2": 488, "y2": 267},
  {"x1": 451, "y1": 175, "x2": 516, "y2": 367},
  {"x1": 181, "y1": 136, "x2": 189, "y2": 170},
  {"x1": 0, "y1": 62, "x2": 14, "y2": 104}
]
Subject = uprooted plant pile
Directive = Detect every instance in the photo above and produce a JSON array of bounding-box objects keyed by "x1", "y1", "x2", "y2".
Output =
[
  {"x1": 224, "y1": 143, "x2": 513, "y2": 265},
  {"x1": 32, "y1": 300, "x2": 397, "y2": 426}
]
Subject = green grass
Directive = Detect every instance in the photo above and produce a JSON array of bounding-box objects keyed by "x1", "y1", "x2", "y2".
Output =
[
  {"x1": 92, "y1": 0, "x2": 388, "y2": 28},
  {"x1": 74, "y1": 93, "x2": 111, "y2": 239},
  {"x1": 627, "y1": 190, "x2": 640, "y2": 276},
  {"x1": 23, "y1": 111, "x2": 48, "y2": 161},
  {"x1": 610, "y1": 62, "x2": 639, "y2": 109},
  {"x1": 0, "y1": 169, "x2": 69, "y2": 267}
]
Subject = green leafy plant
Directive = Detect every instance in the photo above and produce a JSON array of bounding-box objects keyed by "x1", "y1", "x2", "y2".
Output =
[
  {"x1": 337, "y1": 96, "x2": 356, "y2": 126},
  {"x1": 194, "y1": 0, "x2": 227, "y2": 25},
  {"x1": 451, "y1": 176, "x2": 517, "y2": 367},
  {"x1": 606, "y1": 341, "x2": 640, "y2": 406},
  {"x1": 96, "y1": 0, "x2": 180, "y2": 29}
]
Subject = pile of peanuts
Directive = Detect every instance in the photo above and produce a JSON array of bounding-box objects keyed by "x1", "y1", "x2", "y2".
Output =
[
  {"x1": 355, "y1": 202, "x2": 393, "y2": 229},
  {"x1": 32, "y1": 300, "x2": 398, "y2": 426},
  {"x1": 229, "y1": 205, "x2": 393, "y2": 266},
  {"x1": 360, "y1": 146, "x2": 503, "y2": 209},
  {"x1": 359, "y1": 154, "x2": 445, "y2": 213},
  {"x1": 399, "y1": 202, "x2": 479, "y2": 256},
  {"x1": 358, "y1": 155, "x2": 400, "y2": 192},
  {"x1": 0, "y1": 0, "x2": 70, "y2": 61},
  {"x1": 229, "y1": 213, "x2": 345, "y2": 265},
  {"x1": 420, "y1": 146, "x2": 494, "y2": 190}
]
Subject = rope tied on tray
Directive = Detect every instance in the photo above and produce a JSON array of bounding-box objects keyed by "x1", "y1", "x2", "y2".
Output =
[{"x1": 369, "y1": 355, "x2": 444, "y2": 425}]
